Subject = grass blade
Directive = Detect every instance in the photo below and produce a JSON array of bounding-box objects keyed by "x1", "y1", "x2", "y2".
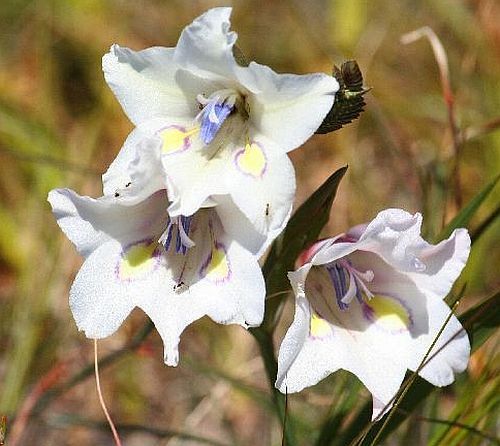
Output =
[{"x1": 439, "y1": 174, "x2": 499, "y2": 241}]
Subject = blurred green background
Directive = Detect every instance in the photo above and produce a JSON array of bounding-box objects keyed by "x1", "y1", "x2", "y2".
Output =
[{"x1": 0, "y1": 0, "x2": 498, "y2": 445}]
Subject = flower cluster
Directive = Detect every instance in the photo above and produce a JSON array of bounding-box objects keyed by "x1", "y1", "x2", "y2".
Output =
[
  {"x1": 49, "y1": 7, "x2": 471, "y2": 419},
  {"x1": 49, "y1": 7, "x2": 338, "y2": 366}
]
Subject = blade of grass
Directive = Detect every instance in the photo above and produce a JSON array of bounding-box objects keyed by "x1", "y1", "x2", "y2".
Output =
[
  {"x1": 396, "y1": 408, "x2": 500, "y2": 445},
  {"x1": 470, "y1": 203, "x2": 500, "y2": 244},
  {"x1": 438, "y1": 174, "x2": 499, "y2": 241}
]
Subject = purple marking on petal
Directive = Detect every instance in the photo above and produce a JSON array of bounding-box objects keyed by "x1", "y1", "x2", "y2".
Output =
[
  {"x1": 200, "y1": 102, "x2": 233, "y2": 145},
  {"x1": 362, "y1": 302, "x2": 375, "y2": 320},
  {"x1": 337, "y1": 264, "x2": 348, "y2": 295},
  {"x1": 199, "y1": 242, "x2": 232, "y2": 284}
]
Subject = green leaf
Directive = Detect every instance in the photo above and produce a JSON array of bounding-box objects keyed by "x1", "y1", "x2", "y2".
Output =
[
  {"x1": 460, "y1": 290, "x2": 500, "y2": 352},
  {"x1": 438, "y1": 174, "x2": 500, "y2": 241},
  {"x1": 262, "y1": 165, "x2": 348, "y2": 330},
  {"x1": 316, "y1": 61, "x2": 369, "y2": 134},
  {"x1": 332, "y1": 291, "x2": 500, "y2": 446},
  {"x1": 470, "y1": 203, "x2": 500, "y2": 244}
]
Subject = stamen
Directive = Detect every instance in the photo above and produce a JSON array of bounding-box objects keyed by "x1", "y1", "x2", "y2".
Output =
[
  {"x1": 177, "y1": 216, "x2": 195, "y2": 254},
  {"x1": 354, "y1": 277, "x2": 364, "y2": 303},
  {"x1": 196, "y1": 90, "x2": 238, "y2": 145},
  {"x1": 159, "y1": 220, "x2": 174, "y2": 250},
  {"x1": 340, "y1": 271, "x2": 359, "y2": 305},
  {"x1": 160, "y1": 216, "x2": 195, "y2": 255},
  {"x1": 208, "y1": 100, "x2": 220, "y2": 123},
  {"x1": 326, "y1": 264, "x2": 349, "y2": 310},
  {"x1": 325, "y1": 259, "x2": 375, "y2": 310}
]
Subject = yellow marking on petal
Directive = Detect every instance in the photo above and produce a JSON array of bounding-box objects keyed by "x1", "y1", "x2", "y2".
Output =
[
  {"x1": 367, "y1": 295, "x2": 411, "y2": 332},
  {"x1": 119, "y1": 241, "x2": 159, "y2": 280},
  {"x1": 310, "y1": 313, "x2": 332, "y2": 338},
  {"x1": 204, "y1": 245, "x2": 231, "y2": 283},
  {"x1": 160, "y1": 126, "x2": 199, "y2": 154},
  {"x1": 236, "y1": 142, "x2": 267, "y2": 177}
]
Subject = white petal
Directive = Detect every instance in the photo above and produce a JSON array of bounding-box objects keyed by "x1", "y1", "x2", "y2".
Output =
[
  {"x1": 226, "y1": 134, "x2": 296, "y2": 249},
  {"x1": 212, "y1": 194, "x2": 266, "y2": 256},
  {"x1": 173, "y1": 7, "x2": 239, "y2": 82},
  {"x1": 194, "y1": 210, "x2": 266, "y2": 327},
  {"x1": 409, "y1": 297, "x2": 470, "y2": 387},
  {"x1": 69, "y1": 240, "x2": 143, "y2": 338},
  {"x1": 355, "y1": 209, "x2": 427, "y2": 271},
  {"x1": 408, "y1": 228, "x2": 471, "y2": 300},
  {"x1": 49, "y1": 189, "x2": 109, "y2": 257},
  {"x1": 239, "y1": 62, "x2": 339, "y2": 151},
  {"x1": 350, "y1": 209, "x2": 471, "y2": 300},
  {"x1": 309, "y1": 240, "x2": 359, "y2": 266},
  {"x1": 105, "y1": 134, "x2": 167, "y2": 204},
  {"x1": 48, "y1": 188, "x2": 168, "y2": 257},
  {"x1": 102, "y1": 128, "x2": 149, "y2": 196},
  {"x1": 103, "y1": 44, "x2": 206, "y2": 125}
]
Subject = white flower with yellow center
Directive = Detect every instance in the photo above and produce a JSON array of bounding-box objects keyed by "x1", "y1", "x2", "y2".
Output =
[
  {"x1": 102, "y1": 7, "x2": 339, "y2": 255},
  {"x1": 276, "y1": 209, "x2": 471, "y2": 420},
  {"x1": 48, "y1": 137, "x2": 265, "y2": 366}
]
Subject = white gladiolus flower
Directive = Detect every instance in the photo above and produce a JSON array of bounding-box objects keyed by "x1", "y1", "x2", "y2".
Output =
[
  {"x1": 102, "y1": 7, "x2": 339, "y2": 256},
  {"x1": 48, "y1": 137, "x2": 265, "y2": 366},
  {"x1": 276, "y1": 209, "x2": 471, "y2": 420}
]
